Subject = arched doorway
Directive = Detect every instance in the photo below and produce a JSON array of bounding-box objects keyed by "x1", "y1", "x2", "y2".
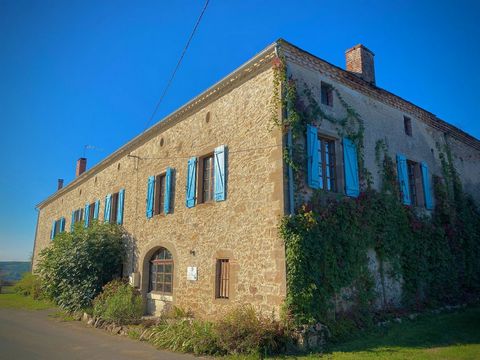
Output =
[
  {"x1": 148, "y1": 247, "x2": 173, "y2": 294},
  {"x1": 145, "y1": 246, "x2": 174, "y2": 316}
]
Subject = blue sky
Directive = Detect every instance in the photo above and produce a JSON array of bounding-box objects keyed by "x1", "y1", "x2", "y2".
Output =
[{"x1": 1, "y1": 0, "x2": 479, "y2": 261}]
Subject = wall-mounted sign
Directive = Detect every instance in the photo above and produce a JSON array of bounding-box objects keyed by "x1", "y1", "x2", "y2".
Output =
[{"x1": 187, "y1": 266, "x2": 198, "y2": 281}]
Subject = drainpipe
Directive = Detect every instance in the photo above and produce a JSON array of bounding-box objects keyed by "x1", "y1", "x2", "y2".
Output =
[
  {"x1": 276, "y1": 43, "x2": 295, "y2": 215},
  {"x1": 287, "y1": 129, "x2": 295, "y2": 214}
]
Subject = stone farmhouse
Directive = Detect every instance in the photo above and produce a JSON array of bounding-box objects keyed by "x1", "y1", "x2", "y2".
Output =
[{"x1": 32, "y1": 39, "x2": 480, "y2": 318}]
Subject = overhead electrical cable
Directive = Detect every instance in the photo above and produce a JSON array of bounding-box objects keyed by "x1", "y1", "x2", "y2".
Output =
[{"x1": 143, "y1": 0, "x2": 210, "y2": 132}]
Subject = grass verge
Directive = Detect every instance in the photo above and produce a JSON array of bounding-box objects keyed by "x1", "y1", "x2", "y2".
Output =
[
  {"x1": 224, "y1": 306, "x2": 480, "y2": 359},
  {"x1": 0, "y1": 286, "x2": 54, "y2": 310}
]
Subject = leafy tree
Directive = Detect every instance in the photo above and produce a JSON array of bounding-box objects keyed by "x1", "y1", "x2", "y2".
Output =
[{"x1": 36, "y1": 221, "x2": 126, "y2": 312}]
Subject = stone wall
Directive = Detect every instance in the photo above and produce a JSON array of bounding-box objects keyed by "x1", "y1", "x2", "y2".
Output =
[
  {"x1": 33, "y1": 66, "x2": 287, "y2": 319},
  {"x1": 283, "y1": 46, "x2": 480, "y2": 310}
]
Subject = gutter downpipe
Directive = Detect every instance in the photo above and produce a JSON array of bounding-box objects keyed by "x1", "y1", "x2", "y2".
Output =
[{"x1": 275, "y1": 43, "x2": 295, "y2": 215}]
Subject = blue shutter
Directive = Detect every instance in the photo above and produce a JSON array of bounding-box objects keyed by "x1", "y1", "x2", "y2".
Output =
[
  {"x1": 186, "y1": 157, "x2": 197, "y2": 208},
  {"x1": 70, "y1": 211, "x2": 75, "y2": 231},
  {"x1": 93, "y1": 200, "x2": 100, "y2": 220},
  {"x1": 306, "y1": 124, "x2": 320, "y2": 189},
  {"x1": 51, "y1": 220, "x2": 56, "y2": 240},
  {"x1": 214, "y1": 145, "x2": 226, "y2": 201},
  {"x1": 60, "y1": 217, "x2": 65, "y2": 233},
  {"x1": 343, "y1": 138, "x2": 360, "y2": 198},
  {"x1": 396, "y1": 154, "x2": 411, "y2": 205},
  {"x1": 104, "y1": 194, "x2": 112, "y2": 223},
  {"x1": 146, "y1": 176, "x2": 155, "y2": 218},
  {"x1": 84, "y1": 203, "x2": 90, "y2": 228},
  {"x1": 164, "y1": 168, "x2": 173, "y2": 214},
  {"x1": 421, "y1": 162, "x2": 433, "y2": 210},
  {"x1": 117, "y1": 189, "x2": 125, "y2": 224}
]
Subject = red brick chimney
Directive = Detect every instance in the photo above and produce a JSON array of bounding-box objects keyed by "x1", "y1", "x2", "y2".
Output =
[
  {"x1": 345, "y1": 44, "x2": 375, "y2": 85},
  {"x1": 76, "y1": 158, "x2": 87, "y2": 177},
  {"x1": 57, "y1": 179, "x2": 64, "y2": 190}
]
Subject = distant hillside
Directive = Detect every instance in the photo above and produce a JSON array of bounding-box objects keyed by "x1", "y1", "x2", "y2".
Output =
[{"x1": 0, "y1": 262, "x2": 31, "y2": 283}]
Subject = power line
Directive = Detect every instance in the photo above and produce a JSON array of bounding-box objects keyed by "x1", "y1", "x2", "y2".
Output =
[{"x1": 143, "y1": 0, "x2": 210, "y2": 133}]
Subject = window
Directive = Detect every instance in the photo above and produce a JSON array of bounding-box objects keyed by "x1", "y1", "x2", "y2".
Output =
[
  {"x1": 149, "y1": 247, "x2": 173, "y2": 294},
  {"x1": 51, "y1": 218, "x2": 64, "y2": 238},
  {"x1": 88, "y1": 202, "x2": 95, "y2": 226},
  {"x1": 109, "y1": 192, "x2": 119, "y2": 224},
  {"x1": 215, "y1": 259, "x2": 230, "y2": 299},
  {"x1": 321, "y1": 82, "x2": 333, "y2": 107},
  {"x1": 198, "y1": 154, "x2": 215, "y2": 203},
  {"x1": 404, "y1": 116, "x2": 412, "y2": 136},
  {"x1": 406, "y1": 160, "x2": 425, "y2": 207},
  {"x1": 154, "y1": 173, "x2": 166, "y2": 215},
  {"x1": 318, "y1": 136, "x2": 337, "y2": 191},
  {"x1": 73, "y1": 208, "x2": 83, "y2": 224}
]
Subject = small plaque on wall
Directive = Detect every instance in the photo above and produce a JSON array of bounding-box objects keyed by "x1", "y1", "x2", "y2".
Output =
[{"x1": 187, "y1": 266, "x2": 198, "y2": 281}]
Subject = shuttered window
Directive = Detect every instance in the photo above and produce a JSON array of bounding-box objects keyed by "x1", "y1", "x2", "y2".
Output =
[
  {"x1": 110, "y1": 192, "x2": 119, "y2": 224},
  {"x1": 149, "y1": 247, "x2": 173, "y2": 294},
  {"x1": 318, "y1": 137, "x2": 337, "y2": 192},
  {"x1": 147, "y1": 168, "x2": 173, "y2": 217},
  {"x1": 51, "y1": 217, "x2": 65, "y2": 239},
  {"x1": 73, "y1": 209, "x2": 83, "y2": 224},
  {"x1": 88, "y1": 202, "x2": 95, "y2": 225},
  {"x1": 195, "y1": 147, "x2": 227, "y2": 205},
  {"x1": 215, "y1": 259, "x2": 230, "y2": 299},
  {"x1": 154, "y1": 174, "x2": 166, "y2": 215},
  {"x1": 201, "y1": 155, "x2": 214, "y2": 203}
]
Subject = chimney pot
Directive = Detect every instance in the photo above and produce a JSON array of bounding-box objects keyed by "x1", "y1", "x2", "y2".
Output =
[
  {"x1": 345, "y1": 44, "x2": 376, "y2": 85},
  {"x1": 76, "y1": 158, "x2": 87, "y2": 177},
  {"x1": 57, "y1": 179, "x2": 64, "y2": 190}
]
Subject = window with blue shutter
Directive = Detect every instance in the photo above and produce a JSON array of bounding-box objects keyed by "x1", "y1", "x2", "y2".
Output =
[
  {"x1": 306, "y1": 124, "x2": 320, "y2": 189},
  {"x1": 343, "y1": 137, "x2": 360, "y2": 198},
  {"x1": 396, "y1": 154, "x2": 411, "y2": 205},
  {"x1": 421, "y1": 162, "x2": 433, "y2": 210},
  {"x1": 93, "y1": 200, "x2": 100, "y2": 220},
  {"x1": 84, "y1": 203, "x2": 90, "y2": 228},
  {"x1": 51, "y1": 220, "x2": 56, "y2": 240},
  {"x1": 214, "y1": 145, "x2": 226, "y2": 201},
  {"x1": 60, "y1": 217, "x2": 65, "y2": 233},
  {"x1": 104, "y1": 194, "x2": 112, "y2": 223},
  {"x1": 146, "y1": 176, "x2": 155, "y2": 218},
  {"x1": 70, "y1": 210, "x2": 75, "y2": 231},
  {"x1": 186, "y1": 157, "x2": 197, "y2": 208},
  {"x1": 117, "y1": 189, "x2": 125, "y2": 224},
  {"x1": 164, "y1": 167, "x2": 173, "y2": 214}
]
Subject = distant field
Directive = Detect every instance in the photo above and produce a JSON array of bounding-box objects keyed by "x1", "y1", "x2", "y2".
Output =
[{"x1": 0, "y1": 261, "x2": 31, "y2": 282}]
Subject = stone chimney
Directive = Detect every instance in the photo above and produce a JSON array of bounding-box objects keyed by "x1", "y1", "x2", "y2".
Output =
[
  {"x1": 345, "y1": 44, "x2": 375, "y2": 85},
  {"x1": 76, "y1": 158, "x2": 87, "y2": 177},
  {"x1": 57, "y1": 179, "x2": 64, "y2": 190}
]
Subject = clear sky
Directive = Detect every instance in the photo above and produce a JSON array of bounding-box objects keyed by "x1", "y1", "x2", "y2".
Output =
[{"x1": 1, "y1": 0, "x2": 479, "y2": 261}]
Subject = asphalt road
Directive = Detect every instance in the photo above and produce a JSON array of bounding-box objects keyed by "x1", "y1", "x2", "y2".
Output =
[{"x1": 0, "y1": 309, "x2": 197, "y2": 360}]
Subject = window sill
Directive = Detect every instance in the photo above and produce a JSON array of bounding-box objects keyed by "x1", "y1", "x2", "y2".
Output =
[{"x1": 147, "y1": 292, "x2": 173, "y2": 301}]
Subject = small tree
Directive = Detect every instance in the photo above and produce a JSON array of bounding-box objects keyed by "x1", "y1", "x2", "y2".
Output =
[{"x1": 36, "y1": 221, "x2": 126, "y2": 312}]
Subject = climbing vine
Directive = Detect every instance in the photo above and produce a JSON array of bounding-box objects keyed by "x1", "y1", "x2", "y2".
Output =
[{"x1": 272, "y1": 57, "x2": 480, "y2": 333}]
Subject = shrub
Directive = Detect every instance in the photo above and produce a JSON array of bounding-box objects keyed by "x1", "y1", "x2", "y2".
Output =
[
  {"x1": 150, "y1": 318, "x2": 221, "y2": 356},
  {"x1": 13, "y1": 273, "x2": 43, "y2": 299},
  {"x1": 36, "y1": 221, "x2": 126, "y2": 312},
  {"x1": 93, "y1": 279, "x2": 143, "y2": 324},
  {"x1": 214, "y1": 305, "x2": 287, "y2": 355}
]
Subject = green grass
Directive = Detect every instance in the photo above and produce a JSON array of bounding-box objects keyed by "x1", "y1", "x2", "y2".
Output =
[
  {"x1": 226, "y1": 307, "x2": 480, "y2": 360},
  {"x1": 0, "y1": 287, "x2": 54, "y2": 310}
]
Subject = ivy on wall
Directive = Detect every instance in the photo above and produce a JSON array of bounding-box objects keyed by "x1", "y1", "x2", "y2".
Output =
[{"x1": 272, "y1": 57, "x2": 480, "y2": 331}]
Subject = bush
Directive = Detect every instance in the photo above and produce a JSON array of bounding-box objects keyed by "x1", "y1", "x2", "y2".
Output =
[
  {"x1": 13, "y1": 273, "x2": 43, "y2": 299},
  {"x1": 36, "y1": 221, "x2": 126, "y2": 312},
  {"x1": 148, "y1": 305, "x2": 288, "y2": 356},
  {"x1": 150, "y1": 318, "x2": 221, "y2": 355},
  {"x1": 93, "y1": 279, "x2": 143, "y2": 324},
  {"x1": 215, "y1": 305, "x2": 287, "y2": 355}
]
